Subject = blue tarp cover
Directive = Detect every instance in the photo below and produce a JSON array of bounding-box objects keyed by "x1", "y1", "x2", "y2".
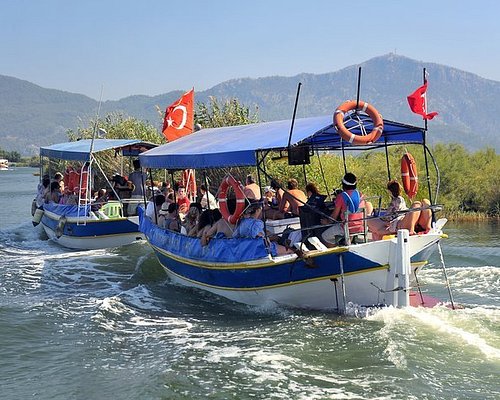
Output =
[
  {"x1": 139, "y1": 115, "x2": 426, "y2": 169},
  {"x1": 40, "y1": 139, "x2": 154, "y2": 161},
  {"x1": 140, "y1": 210, "x2": 275, "y2": 263},
  {"x1": 44, "y1": 202, "x2": 91, "y2": 217}
]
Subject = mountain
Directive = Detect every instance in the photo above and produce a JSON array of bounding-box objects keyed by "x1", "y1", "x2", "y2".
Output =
[{"x1": 1, "y1": 54, "x2": 499, "y2": 155}]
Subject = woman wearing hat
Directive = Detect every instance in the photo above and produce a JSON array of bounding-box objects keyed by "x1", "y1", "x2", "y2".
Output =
[{"x1": 321, "y1": 173, "x2": 372, "y2": 246}]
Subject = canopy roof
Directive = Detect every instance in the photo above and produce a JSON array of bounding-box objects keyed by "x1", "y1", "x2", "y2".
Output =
[
  {"x1": 139, "y1": 115, "x2": 426, "y2": 169},
  {"x1": 40, "y1": 139, "x2": 156, "y2": 161}
]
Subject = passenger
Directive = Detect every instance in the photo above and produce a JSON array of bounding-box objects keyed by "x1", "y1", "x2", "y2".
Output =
[
  {"x1": 65, "y1": 187, "x2": 79, "y2": 206},
  {"x1": 189, "y1": 209, "x2": 212, "y2": 238},
  {"x1": 243, "y1": 174, "x2": 261, "y2": 201},
  {"x1": 145, "y1": 193, "x2": 165, "y2": 221},
  {"x1": 127, "y1": 159, "x2": 148, "y2": 216},
  {"x1": 367, "y1": 180, "x2": 407, "y2": 240},
  {"x1": 232, "y1": 203, "x2": 293, "y2": 256},
  {"x1": 45, "y1": 181, "x2": 62, "y2": 203},
  {"x1": 368, "y1": 181, "x2": 432, "y2": 240},
  {"x1": 158, "y1": 203, "x2": 181, "y2": 232},
  {"x1": 262, "y1": 186, "x2": 281, "y2": 220},
  {"x1": 53, "y1": 172, "x2": 65, "y2": 193},
  {"x1": 270, "y1": 179, "x2": 285, "y2": 206},
  {"x1": 176, "y1": 185, "x2": 191, "y2": 215},
  {"x1": 321, "y1": 173, "x2": 372, "y2": 247},
  {"x1": 182, "y1": 202, "x2": 202, "y2": 235},
  {"x1": 279, "y1": 178, "x2": 307, "y2": 217},
  {"x1": 36, "y1": 175, "x2": 51, "y2": 208},
  {"x1": 201, "y1": 202, "x2": 237, "y2": 245},
  {"x1": 91, "y1": 189, "x2": 108, "y2": 210},
  {"x1": 199, "y1": 184, "x2": 218, "y2": 210},
  {"x1": 305, "y1": 183, "x2": 327, "y2": 211}
]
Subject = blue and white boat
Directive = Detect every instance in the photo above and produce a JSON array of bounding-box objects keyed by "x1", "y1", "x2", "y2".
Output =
[
  {"x1": 37, "y1": 139, "x2": 155, "y2": 250},
  {"x1": 138, "y1": 108, "x2": 453, "y2": 312}
]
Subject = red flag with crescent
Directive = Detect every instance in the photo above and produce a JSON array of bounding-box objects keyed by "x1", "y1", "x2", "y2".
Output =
[
  {"x1": 162, "y1": 89, "x2": 194, "y2": 142},
  {"x1": 407, "y1": 81, "x2": 438, "y2": 120}
]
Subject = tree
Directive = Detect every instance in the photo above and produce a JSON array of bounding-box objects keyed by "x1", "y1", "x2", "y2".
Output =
[
  {"x1": 195, "y1": 96, "x2": 259, "y2": 128},
  {"x1": 66, "y1": 112, "x2": 162, "y2": 144}
]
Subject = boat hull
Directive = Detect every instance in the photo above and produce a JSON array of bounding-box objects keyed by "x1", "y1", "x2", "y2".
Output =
[
  {"x1": 41, "y1": 209, "x2": 144, "y2": 250},
  {"x1": 143, "y1": 212, "x2": 442, "y2": 311}
]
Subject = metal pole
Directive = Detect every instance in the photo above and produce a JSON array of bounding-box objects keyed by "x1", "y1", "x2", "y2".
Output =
[
  {"x1": 355, "y1": 67, "x2": 362, "y2": 111},
  {"x1": 384, "y1": 136, "x2": 391, "y2": 181},
  {"x1": 437, "y1": 242, "x2": 456, "y2": 310},
  {"x1": 287, "y1": 82, "x2": 302, "y2": 149}
]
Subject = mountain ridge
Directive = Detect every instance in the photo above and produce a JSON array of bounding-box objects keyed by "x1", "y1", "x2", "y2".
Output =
[{"x1": 1, "y1": 54, "x2": 499, "y2": 155}]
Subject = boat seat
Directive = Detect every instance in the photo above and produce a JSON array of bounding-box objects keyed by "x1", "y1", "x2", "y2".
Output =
[{"x1": 100, "y1": 201, "x2": 123, "y2": 218}]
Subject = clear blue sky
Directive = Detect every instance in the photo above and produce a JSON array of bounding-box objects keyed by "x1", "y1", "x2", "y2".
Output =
[{"x1": 1, "y1": 0, "x2": 499, "y2": 100}]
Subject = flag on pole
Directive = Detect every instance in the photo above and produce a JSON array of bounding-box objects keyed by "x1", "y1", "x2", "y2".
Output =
[
  {"x1": 162, "y1": 89, "x2": 194, "y2": 142},
  {"x1": 407, "y1": 81, "x2": 438, "y2": 120}
]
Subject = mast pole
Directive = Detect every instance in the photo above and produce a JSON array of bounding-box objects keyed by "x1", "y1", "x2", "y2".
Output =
[{"x1": 287, "y1": 82, "x2": 302, "y2": 149}]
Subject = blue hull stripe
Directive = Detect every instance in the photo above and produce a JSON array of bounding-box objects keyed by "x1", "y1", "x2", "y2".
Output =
[{"x1": 42, "y1": 214, "x2": 139, "y2": 237}]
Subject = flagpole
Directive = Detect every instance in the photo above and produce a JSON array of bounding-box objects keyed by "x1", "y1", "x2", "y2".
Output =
[{"x1": 421, "y1": 68, "x2": 434, "y2": 211}]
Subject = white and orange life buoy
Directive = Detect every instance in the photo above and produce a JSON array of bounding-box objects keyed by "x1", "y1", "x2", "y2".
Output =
[
  {"x1": 401, "y1": 152, "x2": 418, "y2": 199},
  {"x1": 182, "y1": 169, "x2": 197, "y2": 198},
  {"x1": 334, "y1": 100, "x2": 384, "y2": 145},
  {"x1": 218, "y1": 175, "x2": 246, "y2": 224}
]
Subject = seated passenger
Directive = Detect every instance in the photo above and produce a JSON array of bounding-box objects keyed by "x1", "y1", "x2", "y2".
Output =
[
  {"x1": 321, "y1": 173, "x2": 371, "y2": 247},
  {"x1": 45, "y1": 181, "x2": 62, "y2": 203},
  {"x1": 145, "y1": 194, "x2": 165, "y2": 221},
  {"x1": 279, "y1": 178, "x2": 307, "y2": 217},
  {"x1": 158, "y1": 203, "x2": 181, "y2": 232},
  {"x1": 368, "y1": 181, "x2": 432, "y2": 240},
  {"x1": 189, "y1": 209, "x2": 213, "y2": 238},
  {"x1": 176, "y1": 185, "x2": 190, "y2": 215},
  {"x1": 305, "y1": 183, "x2": 327, "y2": 211},
  {"x1": 233, "y1": 203, "x2": 293, "y2": 256},
  {"x1": 182, "y1": 202, "x2": 202, "y2": 235},
  {"x1": 243, "y1": 174, "x2": 261, "y2": 201},
  {"x1": 53, "y1": 172, "x2": 65, "y2": 193},
  {"x1": 199, "y1": 184, "x2": 218, "y2": 210}
]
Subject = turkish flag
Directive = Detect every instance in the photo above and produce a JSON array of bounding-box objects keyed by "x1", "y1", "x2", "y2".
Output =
[
  {"x1": 162, "y1": 89, "x2": 194, "y2": 142},
  {"x1": 407, "y1": 81, "x2": 438, "y2": 120}
]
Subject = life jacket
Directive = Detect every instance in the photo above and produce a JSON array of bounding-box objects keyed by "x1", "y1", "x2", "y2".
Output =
[{"x1": 340, "y1": 190, "x2": 364, "y2": 234}]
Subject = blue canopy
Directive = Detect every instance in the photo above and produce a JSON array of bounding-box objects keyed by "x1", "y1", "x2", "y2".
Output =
[
  {"x1": 139, "y1": 115, "x2": 426, "y2": 169},
  {"x1": 40, "y1": 139, "x2": 156, "y2": 161}
]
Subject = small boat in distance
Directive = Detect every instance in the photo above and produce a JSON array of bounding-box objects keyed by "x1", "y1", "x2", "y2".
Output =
[
  {"x1": 0, "y1": 159, "x2": 9, "y2": 170},
  {"x1": 35, "y1": 139, "x2": 156, "y2": 250}
]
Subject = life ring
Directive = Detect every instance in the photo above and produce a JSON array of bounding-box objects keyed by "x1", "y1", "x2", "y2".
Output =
[
  {"x1": 55, "y1": 216, "x2": 67, "y2": 238},
  {"x1": 182, "y1": 169, "x2": 197, "y2": 198},
  {"x1": 334, "y1": 100, "x2": 384, "y2": 145},
  {"x1": 401, "y1": 152, "x2": 418, "y2": 199},
  {"x1": 218, "y1": 176, "x2": 246, "y2": 224}
]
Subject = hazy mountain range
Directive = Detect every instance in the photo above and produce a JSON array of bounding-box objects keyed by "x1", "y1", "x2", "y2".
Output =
[{"x1": 1, "y1": 53, "x2": 499, "y2": 155}]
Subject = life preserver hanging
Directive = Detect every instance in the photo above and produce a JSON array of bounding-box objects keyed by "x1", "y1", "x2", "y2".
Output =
[
  {"x1": 401, "y1": 152, "x2": 418, "y2": 199},
  {"x1": 334, "y1": 100, "x2": 384, "y2": 145},
  {"x1": 182, "y1": 169, "x2": 197, "y2": 198},
  {"x1": 218, "y1": 175, "x2": 246, "y2": 224}
]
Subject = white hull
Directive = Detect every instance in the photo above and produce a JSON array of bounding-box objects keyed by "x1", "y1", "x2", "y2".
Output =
[
  {"x1": 42, "y1": 223, "x2": 145, "y2": 250},
  {"x1": 157, "y1": 230, "x2": 442, "y2": 311}
]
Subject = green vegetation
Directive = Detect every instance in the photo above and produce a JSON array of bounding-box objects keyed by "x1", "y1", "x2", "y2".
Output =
[
  {"x1": 0, "y1": 148, "x2": 22, "y2": 162},
  {"x1": 195, "y1": 96, "x2": 259, "y2": 128},
  {"x1": 264, "y1": 144, "x2": 500, "y2": 218}
]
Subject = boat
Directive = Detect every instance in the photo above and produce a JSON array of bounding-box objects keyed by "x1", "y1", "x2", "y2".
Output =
[
  {"x1": 36, "y1": 139, "x2": 156, "y2": 250},
  {"x1": 0, "y1": 159, "x2": 8, "y2": 170},
  {"x1": 137, "y1": 103, "x2": 454, "y2": 313}
]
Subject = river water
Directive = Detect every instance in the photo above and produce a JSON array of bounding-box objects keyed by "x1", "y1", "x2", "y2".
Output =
[{"x1": 1, "y1": 168, "x2": 499, "y2": 399}]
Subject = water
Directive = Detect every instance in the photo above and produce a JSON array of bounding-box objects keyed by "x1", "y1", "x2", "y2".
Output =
[{"x1": 1, "y1": 168, "x2": 499, "y2": 399}]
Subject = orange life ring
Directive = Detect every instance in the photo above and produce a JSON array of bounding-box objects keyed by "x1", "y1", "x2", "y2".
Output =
[
  {"x1": 334, "y1": 100, "x2": 384, "y2": 145},
  {"x1": 182, "y1": 169, "x2": 197, "y2": 198},
  {"x1": 218, "y1": 175, "x2": 246, "y2": 224},
  {"x1": 401, "y1": 152, "x2": 418, "y2": 199}
]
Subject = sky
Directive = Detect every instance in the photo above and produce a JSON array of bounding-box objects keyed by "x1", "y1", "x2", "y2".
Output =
[{"x1": 1, "y1": 0, "x2": 499, "y2": 101}]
